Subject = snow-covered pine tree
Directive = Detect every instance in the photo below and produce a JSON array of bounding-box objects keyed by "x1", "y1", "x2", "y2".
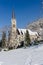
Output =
[
  {"x1": 2, "y1": 31, "x2": 6, "y2": 48},
  {"x1": 25, "y1": 30, "x2": 31, "y2": 46}
]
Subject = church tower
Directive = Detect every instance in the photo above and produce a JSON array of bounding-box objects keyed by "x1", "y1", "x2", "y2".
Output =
[
  {"x1": 9, "y1": 10, "x2": 17, "y2": 48},
  {"x1": 11, "y1": 10, "x2": 16, "y2": 35}
]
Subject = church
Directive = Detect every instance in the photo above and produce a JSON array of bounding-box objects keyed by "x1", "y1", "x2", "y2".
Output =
[{"x1": 8, "y1": 10, "x2": 38, "y2": 48}]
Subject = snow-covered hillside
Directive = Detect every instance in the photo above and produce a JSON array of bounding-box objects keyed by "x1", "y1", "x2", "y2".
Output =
[{"x1": 0, "y1": 44, "x2": 43, "y2": 65}]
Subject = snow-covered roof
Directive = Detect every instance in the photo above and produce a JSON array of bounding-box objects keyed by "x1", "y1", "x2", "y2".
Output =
[{"x1": 18, "y1": 29, "x2": 38, "y2": 35}]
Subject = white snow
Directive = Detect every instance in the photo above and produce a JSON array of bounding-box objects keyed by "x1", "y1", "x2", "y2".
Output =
[
  {"x1": 0, "y1": 44, "x2": 43, "y2": 65},
  {"x1": 0, "y1": 62, "x2": 3, "y2": 65},
  {"x1": 18, "y1": 29, "x2": 38, "y2": 35}
]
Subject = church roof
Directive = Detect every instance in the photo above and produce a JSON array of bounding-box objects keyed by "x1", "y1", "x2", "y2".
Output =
[{"x1": 17, "y1": 29, "x2": 38, "y2": 35}]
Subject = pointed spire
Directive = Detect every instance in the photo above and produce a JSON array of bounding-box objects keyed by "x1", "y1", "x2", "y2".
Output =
[{"x1": 12, "y1": 9, "x2": 15, "y2": 19}]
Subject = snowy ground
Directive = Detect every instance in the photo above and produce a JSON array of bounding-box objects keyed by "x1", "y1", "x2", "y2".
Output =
[{"x1": 0, "y1": 44, "x2": 43, "y2": 65}]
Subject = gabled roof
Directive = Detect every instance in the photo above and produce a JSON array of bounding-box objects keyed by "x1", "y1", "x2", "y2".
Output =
[{"x1": 17, "y1": 28, "x2": 38, "y2": 35}]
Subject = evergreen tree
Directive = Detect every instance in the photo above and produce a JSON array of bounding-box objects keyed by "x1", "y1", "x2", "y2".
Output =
[
  {"x1": 2, "y1": 31, "x2": 6, "y2": 48},
  {"x1": 0, "y1": 40, "x2": 2, "y2": 47},
  {"x1": 25, "y1": 30, "x2": 31, "y2": 46},
  {"x1": 8, "y1": 30, "x2": 11, "y2": 47}
]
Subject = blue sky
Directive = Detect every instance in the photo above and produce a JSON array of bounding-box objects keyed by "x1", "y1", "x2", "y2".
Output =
[{"x1": 0, "y1": 0, "x2": 42, "y2": 28}]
